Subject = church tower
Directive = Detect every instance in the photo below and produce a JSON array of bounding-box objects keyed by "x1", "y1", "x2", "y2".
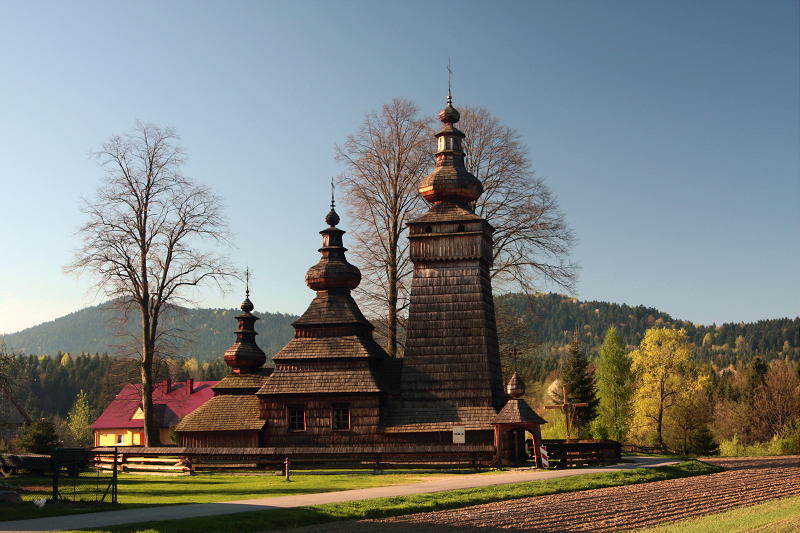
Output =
[{"x1": 390, "y1": 92, "x2": 505, "y2": 434}]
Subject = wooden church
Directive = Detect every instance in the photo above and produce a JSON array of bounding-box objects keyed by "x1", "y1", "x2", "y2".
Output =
[{"x1": 176, "y1": 93, "x2": 546, "y2": 466}]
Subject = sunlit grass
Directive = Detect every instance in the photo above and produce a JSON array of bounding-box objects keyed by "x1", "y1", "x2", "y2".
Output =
[
  {"x1": 70, "y1": 460, "x2": 720, "y2": 533},
  {"x1": 636, "y1": 494, "x2": 800, "y2": 532},
  {"x1": 1, "y1": 470, "x2": 437, "y2": 521}
]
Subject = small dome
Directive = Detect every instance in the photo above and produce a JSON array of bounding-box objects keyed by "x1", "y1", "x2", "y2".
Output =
[
  {"x1": 419, "y1": 167, "x2": 483, "y2": 204},
  {"x1": 325, "y1": 207, "x2": 340, "y2": 227},
  {"x1": 506, "y1": 372, "x2": 525, "y2": 399},
  {"x1": 240, "y1": 297, "x2": 254, "y2": 313},
  {"x1": 306, "y1": 260, "x2": 361, "y2": 291},
  {"x1": 439, "y1": 103, "x2": 460, "y2": 124}
]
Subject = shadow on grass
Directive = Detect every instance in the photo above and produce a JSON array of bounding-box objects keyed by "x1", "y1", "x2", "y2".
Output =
[{"x1": 0, "y1": 502, "x2": 171, "y2": 522}]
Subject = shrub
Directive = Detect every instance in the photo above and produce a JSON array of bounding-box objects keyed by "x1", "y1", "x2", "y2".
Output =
[
  {"x1": 15, "y1": 418, "x2": 60, "y2": 454},
  {"x1": 690, "y1": 426, "x2": 719, "y2": 456}
]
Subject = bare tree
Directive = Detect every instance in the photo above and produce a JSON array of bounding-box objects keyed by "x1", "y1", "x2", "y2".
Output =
[
  {"x1": 336, "y1": 99, "x2": 432, "y2": 357},
  {"x1": 338, "y1": 99, "x2": 575, "y2": 356},
  {"x1": 460, "y1": 106, "x2": 576, "y2": 293},
  {"x1": 66, "y1": 123, "x2": 233, "y2": 446}
]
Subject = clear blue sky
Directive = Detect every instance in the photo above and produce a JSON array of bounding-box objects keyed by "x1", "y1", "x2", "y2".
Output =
[{"x1": 1, "y1": 0, "x2": 798, "y2": 334}]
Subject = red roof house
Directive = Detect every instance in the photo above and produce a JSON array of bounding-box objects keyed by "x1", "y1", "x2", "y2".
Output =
[{"x1": 92, "y1": 379, "x2": 217, "y2": 446}]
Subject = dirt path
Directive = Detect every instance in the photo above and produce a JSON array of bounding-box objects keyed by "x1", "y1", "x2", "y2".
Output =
[{"x1": 287, "y1": 456, "x2": 800, "y2": 532}]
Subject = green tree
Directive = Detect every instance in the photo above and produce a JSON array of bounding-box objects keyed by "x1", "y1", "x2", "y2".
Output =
[
  {"x1": 558, "y1": 331, "x2": 598, "y2": 436},
  {"x1": 16, "y1": 418, "x2": 60, "y2": 454},
  {"x1": 629, "y1": 328, "x2": 707, "y2": 448},
  {"x1": 690, "y1": 426, "x2": 719, "y2": 456},
  {"x1": 595, "y1": 326, "x2": 632, "y2": 441},
  {"x1": 66, "y1": 389, "x2": 94, "y2": 447}
]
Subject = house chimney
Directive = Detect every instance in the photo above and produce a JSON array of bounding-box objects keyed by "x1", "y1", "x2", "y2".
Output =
[
  {"x1": 186, "y1": 378, "x2": 194, "y2": 396},
  {"x1": 165, "y1": 379, "x2": 171, "y2": 393}
]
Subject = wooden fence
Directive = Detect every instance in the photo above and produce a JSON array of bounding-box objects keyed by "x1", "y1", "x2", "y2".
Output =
[
  {"x1": 540, "y1": 439, "x2": 621, "y2": 468},
  {"x1": 91, "y1": 445, "x2": 496, "y2": 474}
]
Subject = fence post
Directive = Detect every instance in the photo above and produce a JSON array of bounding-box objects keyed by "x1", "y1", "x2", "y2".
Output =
[
  {"x1": 51, "y1": 449, "x2": 59, "y2": 501},
  {"x1": 112, "y1": 447, "x2": 118, "y2": 504},
  {"x1": 284, "y1": 456, "x2": 290, "y2": 482}
]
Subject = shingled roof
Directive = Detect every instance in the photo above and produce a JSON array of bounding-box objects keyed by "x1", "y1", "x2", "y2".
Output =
[
  {"x1": 492, "y1": 398, "x2": 547, "y2": 425},
  {"x1": 385, "y1": 406, "x2": 499, "y2": 432},
  {"x1": 175, "y1": 395, "x2": 265, "y2": 432},
  {"x1": 271, "y1": 335, "x2": 385, "y2": 361},
  {"x1": 261, "y1": 367, "x2": 382, "y2": 395},
  {"x1": 257, "y1": 203, "x2": 389, "y2": 400},
  {"x1": 212, "y1": 369, "x2": 272, "y2": 394}
]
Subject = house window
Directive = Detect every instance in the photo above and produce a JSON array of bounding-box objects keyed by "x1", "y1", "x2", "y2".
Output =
[
  {"x1": 116, "y1": 434, "x2": 125, "y2": 445},
  {"x1": 332, "y1": 404, "x2": 350, "y2": 430},
  {"x1": 287, "y1": 405, "x2": 305, "y2": 431}
]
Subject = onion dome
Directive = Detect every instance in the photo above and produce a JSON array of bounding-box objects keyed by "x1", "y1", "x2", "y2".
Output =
[
  {"x1": 305, "y1": 205, "x2": 361, "y2": 291},
  {"x1": 506, "y1": 372, "x2": 526, "y2": 399},
  {"x1": 439, "y1": 93, "x2": 460, "y2": 124},
  {"x1": 223, "y1": 285, "x2": 267, "y2": 373},
  {"x1": 419, "y1": 91, "x2": 483, "y2": 207}
]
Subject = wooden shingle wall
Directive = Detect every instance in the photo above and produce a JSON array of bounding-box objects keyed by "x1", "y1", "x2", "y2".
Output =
[
  {"x1": 393, "y1": 211, "x2": 505, "y2": 428},
  {"x1": 261, "y1": 395, "x2": 382, "y2": 446}
]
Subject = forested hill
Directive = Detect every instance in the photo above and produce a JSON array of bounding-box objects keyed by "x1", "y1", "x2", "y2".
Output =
[
  {"x1": 4, "y1": 295, "x2": 797, "y2": 364},
  {"x1": 498, "y1": 293, "x2": 799, "y2": 364},
  {"x1": 3, "y1": 303, "x2": 298, "y2": 361}
]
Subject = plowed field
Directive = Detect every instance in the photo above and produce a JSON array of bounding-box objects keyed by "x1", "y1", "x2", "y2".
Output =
[{"x1": 287, "y1": 457, "x2": 800, "y2": 532}]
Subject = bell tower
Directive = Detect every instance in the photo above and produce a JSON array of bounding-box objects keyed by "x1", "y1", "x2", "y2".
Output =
[{"x1": 392, "y1": 91, "x2": 505, "y2": 431}]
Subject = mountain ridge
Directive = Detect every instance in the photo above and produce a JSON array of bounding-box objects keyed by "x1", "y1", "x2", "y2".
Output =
[{"x1": 3, "y1": 294, "x2": 797, "y2": 364}]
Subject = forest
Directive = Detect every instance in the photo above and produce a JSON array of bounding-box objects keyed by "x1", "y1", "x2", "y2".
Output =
[{"x1": 2, "y1": 293, "x2": 797, "y2": 453}]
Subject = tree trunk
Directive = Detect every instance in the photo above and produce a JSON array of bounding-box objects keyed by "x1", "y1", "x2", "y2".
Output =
[
  {"x1": 387, "y1": 265, "x2": 397, "y2": 357},
  {"x1": 386, "y1": 228, "x2": 398, "y2": 358},
  {"x1": 139, "y1": 303, "x2": 160, "y2": 447}
]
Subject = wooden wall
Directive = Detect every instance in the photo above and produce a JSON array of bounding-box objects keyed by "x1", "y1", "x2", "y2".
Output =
[
  {"x1": 261, "y1": 394, "x2": 383, "y2": 446},
  {"x1": 179, "y1": 430, "x2": 260, "y2": 448}
]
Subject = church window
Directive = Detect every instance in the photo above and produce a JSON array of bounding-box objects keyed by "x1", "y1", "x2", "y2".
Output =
[
  {"x1": 287, "y1": 405, "x2": 305, "y2": 431},
  {"x1": 425, "y1": 226, "x2": 432, "y2": 233},
  {"x1": 332, "y1": 404, "x2": 350, "y2": 430},
  {"x1": 457, "y1": 224, "x2": 465, "y2": 232}
]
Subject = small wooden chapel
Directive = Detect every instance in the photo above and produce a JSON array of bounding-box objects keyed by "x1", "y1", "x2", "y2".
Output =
[{"x1": 176, "y1": 92, "x2": 547, "y2": 465}]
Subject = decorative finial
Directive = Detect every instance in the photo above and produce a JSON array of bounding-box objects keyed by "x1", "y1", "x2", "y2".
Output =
[
  {"x1": 447, "y1": 57, "x2": 453, "y2": 104},
  {"x1": 507, "y1": 372, "x2": 525, "y2": 399},
  {"x1": 240, "y1": 267, "x2": 254, "y2": 313},
  {"x1": 325, "y1": 179, "x2": 341, "y2": 227}
]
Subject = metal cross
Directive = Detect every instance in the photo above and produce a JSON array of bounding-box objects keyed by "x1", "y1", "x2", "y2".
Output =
[
  {"x1": 330, "y1": 177, "x2": 335, "y2": 208},
  {"x1": 244, "y1": 267, "x2": 250, "y2": 298},
  {"x1": 447, "y1": 58, "x2": 453, "y2": 103}
]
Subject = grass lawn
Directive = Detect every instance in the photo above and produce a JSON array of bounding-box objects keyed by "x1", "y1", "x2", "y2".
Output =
[
  {"x1": 637, "y1": 494, "x2": 800, "y2": 533},
  {"x1": 64, "y1": 460, "x2": 720, "y2": 533},
  {"x1": 0, "y1": 470, "x2": 440, "y2": 522}
]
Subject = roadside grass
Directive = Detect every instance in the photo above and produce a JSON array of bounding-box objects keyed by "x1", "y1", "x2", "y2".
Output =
[
  {"x1": 0, "y1": 471, "x2": 436, "y2": 522},
  {"x1": 70, "y1": 460, "x2": 721, "y2": 533},
  {"x1": 637, "y1": 494, "x2": 800, "y2": 533}
]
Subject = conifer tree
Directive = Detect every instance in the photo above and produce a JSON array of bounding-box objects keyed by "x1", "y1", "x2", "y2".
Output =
[
  {"x1": 559, "y1": 331, "x2": 598, "y2": 435},
  {"x1": 595, "y1": 326, "x2": 632, "y2": 441},
  {"x1": 16, "y1": 418, "x2": 60, "y2": 454}
]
